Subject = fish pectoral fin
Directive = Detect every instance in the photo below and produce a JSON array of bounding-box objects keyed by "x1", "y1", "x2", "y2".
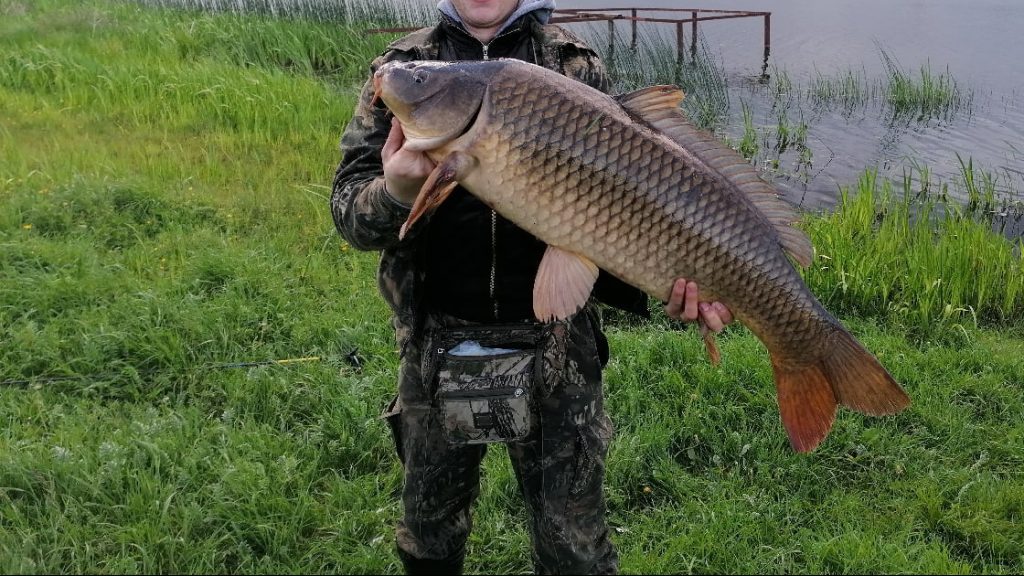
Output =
[
  {"x1": 399, "y1": 151, "x2": 474, "y2": 240},
  {"x1": 533, "y1": 246, "x2": 599, "y2": 322}
]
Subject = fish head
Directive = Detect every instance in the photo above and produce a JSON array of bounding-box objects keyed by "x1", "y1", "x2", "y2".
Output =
[{"x1": 373, "y1": 60, "x2": 491, "y2": 151}]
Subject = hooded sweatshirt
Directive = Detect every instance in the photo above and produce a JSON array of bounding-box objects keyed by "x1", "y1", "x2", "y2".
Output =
[{"x1": 436, "y1": 0, "x2": 556, "y2": 37}]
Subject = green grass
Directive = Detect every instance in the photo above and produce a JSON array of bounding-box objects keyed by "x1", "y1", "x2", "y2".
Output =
[
  {"x1": 1, "y1": 1, "x2": 1022, "y2": 574},
  {"x1": 125, "y1": 0, "x2": 436, "y2": 27},
  {"x1": 804, "y1": 168, "x2": 1024, "y2": 330}
]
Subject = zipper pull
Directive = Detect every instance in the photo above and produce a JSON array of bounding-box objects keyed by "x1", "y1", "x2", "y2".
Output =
[{"x1": 482, "y1": 43, "x2": 489, "y2": 61}]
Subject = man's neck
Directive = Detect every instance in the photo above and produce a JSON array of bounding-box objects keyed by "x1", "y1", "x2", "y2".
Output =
[{"x1": 465, "y1": 23, "x2": 502, "y2": 44}]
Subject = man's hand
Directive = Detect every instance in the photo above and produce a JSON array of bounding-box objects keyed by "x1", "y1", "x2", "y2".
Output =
[
  {"x1": 664, "y1": 278, "x2": 734, "y2": 332},
  {"x1": 382, "y1": 117, "x2": 436, "y2": 205}
]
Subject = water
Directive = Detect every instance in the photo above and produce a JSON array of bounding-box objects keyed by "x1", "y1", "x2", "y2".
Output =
[{"x1": 557, "y1": 0, "x2": 1024, "y2": 232}]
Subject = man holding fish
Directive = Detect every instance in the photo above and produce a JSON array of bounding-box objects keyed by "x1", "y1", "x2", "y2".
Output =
[{"x1": 332, "y1": 0, "x2": 736, "y2": 574}]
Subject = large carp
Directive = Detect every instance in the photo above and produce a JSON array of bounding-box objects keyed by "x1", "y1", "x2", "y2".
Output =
[{"x1": 372, "y1": 58, "x2": 910, "y2": 452}]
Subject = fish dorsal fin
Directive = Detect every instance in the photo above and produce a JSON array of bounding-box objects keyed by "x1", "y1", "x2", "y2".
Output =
[
  {"x1": 533, "y1": 246, "x2": 599, "y2": 322},
  {"x1": 616, "y1": 87, "x2": 814, "y2": 268},
  {"x1": 616, "y1": 85, "x2": 686, "y2": 115}
]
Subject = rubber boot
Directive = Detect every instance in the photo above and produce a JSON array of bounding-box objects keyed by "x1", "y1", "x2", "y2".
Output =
[{"x1": 397, "y1": 547, "x2": 466, "y2": 575}]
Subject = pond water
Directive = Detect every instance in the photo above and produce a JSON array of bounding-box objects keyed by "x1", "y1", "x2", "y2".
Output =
[{"x1": 558, "y1": 0, "x2": 1024, "y2": 233}]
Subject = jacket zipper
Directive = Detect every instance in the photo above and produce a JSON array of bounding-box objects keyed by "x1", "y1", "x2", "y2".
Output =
[
  {"x1": 470, "y1": 24, "x2": 526, "y2": 321},
  {"x1": 481, "y1": 39, "x2": 499, "y2": 320}
]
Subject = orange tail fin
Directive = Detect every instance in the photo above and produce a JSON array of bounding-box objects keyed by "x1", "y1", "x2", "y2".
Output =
[{"x1": 772, "y1": 330, "x2": 911, "y2": 453}]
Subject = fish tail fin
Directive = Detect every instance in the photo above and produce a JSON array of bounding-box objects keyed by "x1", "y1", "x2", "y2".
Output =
[{"x1": 772, "y1": 330, "x2": 910, "y2": 453}]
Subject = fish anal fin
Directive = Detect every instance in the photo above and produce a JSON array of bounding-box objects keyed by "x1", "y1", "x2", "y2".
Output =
[
  {"x1": 533, "y1": 246, "x2": 599, "y2": 322},
  {"x1": 699, "y1": 319, "x2": 722, "y2": 366}
]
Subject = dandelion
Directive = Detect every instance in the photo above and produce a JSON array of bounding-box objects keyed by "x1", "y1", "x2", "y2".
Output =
[{"x1": 21, "y1": 223, "x2": 32, "y2": 230}]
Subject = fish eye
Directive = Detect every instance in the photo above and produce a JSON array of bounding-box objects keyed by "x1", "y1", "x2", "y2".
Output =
[{"x1": 413, "y1": 70, "x2": 429, "y2": 84}]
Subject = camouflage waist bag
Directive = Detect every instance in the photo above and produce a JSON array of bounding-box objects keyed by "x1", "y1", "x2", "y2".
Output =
[{"x1": 423, "y1": 322, "x2": 547, "y2": 445}]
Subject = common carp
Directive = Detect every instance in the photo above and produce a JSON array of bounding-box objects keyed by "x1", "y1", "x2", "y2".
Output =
[{"x1": 372, "y1": 58, "x2": 910, "y2": 452}]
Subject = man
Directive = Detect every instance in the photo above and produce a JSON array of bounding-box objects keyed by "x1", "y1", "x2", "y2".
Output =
[{"x1": 331, "y1": 1, "x2": 733, "y2": 573}]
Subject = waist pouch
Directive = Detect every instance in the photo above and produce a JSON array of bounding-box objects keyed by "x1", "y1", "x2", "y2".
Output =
[{"x1": 423, "y1": 322, "x2": 547, "y2": 445}]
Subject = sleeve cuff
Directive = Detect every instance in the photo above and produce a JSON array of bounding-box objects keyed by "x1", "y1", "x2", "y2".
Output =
[{"x1": 382, "y1": 180, "x2": 414, "y2": 209}]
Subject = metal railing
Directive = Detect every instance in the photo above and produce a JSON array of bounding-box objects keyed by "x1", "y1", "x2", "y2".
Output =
[
  {"x1": 368, "y1": 6, "x2": 771, "y2": 72},
  {"x1": 550, "y1": 7, "x2": 770, "y2": 69}
]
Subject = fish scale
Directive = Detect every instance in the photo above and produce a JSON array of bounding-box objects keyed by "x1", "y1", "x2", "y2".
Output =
[
  {"x1": 376, "y1": 59, "x2": 910, "y2": 452},
  {"x1": 482, "y1": 70, "x2": 822, "y2": 356}
]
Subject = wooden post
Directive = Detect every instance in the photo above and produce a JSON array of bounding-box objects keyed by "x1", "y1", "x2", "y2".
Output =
[
  {"x1": 676, "y1": 21, "x2": 684, "y2": 65},
  {"x1": 631, "y1": 9, "x2": 637, "y2": 51},
  {"x1": 762, "y1": 13, "x2": 771, "y2": 79},
  {"x1": 608, "y1": 19, "x2": 615, "y2": 62},
  {"x1": 691, "y1": 11, "x2": 698, "y2": 59}
]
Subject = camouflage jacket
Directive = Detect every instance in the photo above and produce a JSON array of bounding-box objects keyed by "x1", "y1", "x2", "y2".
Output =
[{"x1": 330, "y1": 13, "x2": 647, "y2": 353}]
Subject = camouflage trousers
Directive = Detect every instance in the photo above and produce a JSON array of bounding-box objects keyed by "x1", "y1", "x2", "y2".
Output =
[{"x1": 382, "y1": 306, "x2": 618, "y2": 575}]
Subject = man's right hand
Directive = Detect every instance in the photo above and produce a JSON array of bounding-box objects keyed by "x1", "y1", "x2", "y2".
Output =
[{"x1": 382, "y1": 117, "x2": 436, "y2": 205}]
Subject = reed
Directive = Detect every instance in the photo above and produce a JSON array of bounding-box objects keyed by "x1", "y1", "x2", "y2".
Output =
[
  {"x1": 880, "y1": 47, "x2": 971, "y2": 121},
  {"x1": 764, "y1": 50, "x2": 972, "y2": 123},
  {"x1": 806, "y1": 67, "x2": 875, "y2": 116},
  {"x1": 737, "y1": 102, "x2": 759, "y2": 160},
  {"x1": 585, "y1": 24, "x2": 731, "y2": 130}
]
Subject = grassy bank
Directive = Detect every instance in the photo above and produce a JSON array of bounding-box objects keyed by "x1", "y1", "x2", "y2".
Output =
[{"x1": 1, "y1": 1, "x2": 1022, "y2": 574}]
